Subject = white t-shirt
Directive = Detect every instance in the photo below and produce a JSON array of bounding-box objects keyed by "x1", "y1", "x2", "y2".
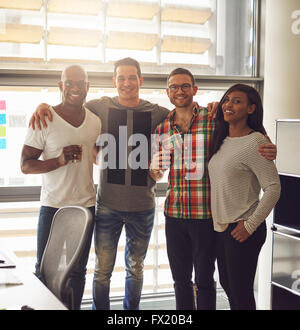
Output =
[{"x1": 24, "y1": 106, "x2": 101, "y2": 208}]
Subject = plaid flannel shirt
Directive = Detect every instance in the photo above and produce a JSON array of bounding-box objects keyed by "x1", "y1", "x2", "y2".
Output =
[{"x1": 153, "y1": 103, "x2": 215, "y2": 219}]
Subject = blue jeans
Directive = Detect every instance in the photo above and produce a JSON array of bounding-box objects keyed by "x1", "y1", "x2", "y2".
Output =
[
  {"x1": 92, "y1": 205, "x2": 155, "y2": 310},
  {"x1": 35, "y1": 205, "x2": 95, "y2": 310},
  {"x1": 165, "y1": 216, "x2": 216, "y2": 310}
]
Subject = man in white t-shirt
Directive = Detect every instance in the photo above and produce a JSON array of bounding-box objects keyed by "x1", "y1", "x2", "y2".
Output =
[{"x1": 20, "y1": 65, "x2": 101, "y2": 310}]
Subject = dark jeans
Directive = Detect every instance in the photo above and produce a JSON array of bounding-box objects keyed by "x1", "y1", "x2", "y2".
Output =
[
  {"x1": 216, "y1": 221, "x2": 266, "y2": 310},
  {"x1": 165, "y1": 216, "x2": 216, "y2": 310},
  {"x1": 35, "y1": 205, "x2": 95, "y2": 310}
]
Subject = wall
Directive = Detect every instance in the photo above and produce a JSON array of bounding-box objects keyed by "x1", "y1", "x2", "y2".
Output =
[{"x1": 258, "y1": 0, "x2": 300, "y2": 310}]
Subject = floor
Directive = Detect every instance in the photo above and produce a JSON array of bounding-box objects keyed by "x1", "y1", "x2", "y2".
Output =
[{"x1": 82, "y1": 289, "x2": 230, "y2": 310}]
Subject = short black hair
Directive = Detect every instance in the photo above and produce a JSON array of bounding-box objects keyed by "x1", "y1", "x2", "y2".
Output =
[
  {"x1": 113, "y1": 57, "x2": 142, "y2": 78},
  {"x1": 167, "y1": 68, "x2": 196, "y2": 86}
]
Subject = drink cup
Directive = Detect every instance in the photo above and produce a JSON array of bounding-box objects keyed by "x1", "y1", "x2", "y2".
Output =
[{"x1": 72, "y1": 145, "x2": 82, "y2": 163}]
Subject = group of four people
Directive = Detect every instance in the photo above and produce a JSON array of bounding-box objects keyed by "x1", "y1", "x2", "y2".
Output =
[{"x1": 21, "y1": 57, "x2": 280, "y2": 310}]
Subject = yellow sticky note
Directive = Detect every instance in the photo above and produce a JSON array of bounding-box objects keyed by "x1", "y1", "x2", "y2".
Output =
[{"x1": 0, "y1": 126, "x2": 6, "y2": 137}]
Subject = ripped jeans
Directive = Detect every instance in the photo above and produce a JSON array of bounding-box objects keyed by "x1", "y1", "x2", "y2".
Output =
[{"x1": 92, "y1": 205, "x2": 154, "y2": 310}]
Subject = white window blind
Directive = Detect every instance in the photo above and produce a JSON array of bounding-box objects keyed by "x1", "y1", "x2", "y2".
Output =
[{"x1": 0, "y1": 0, "x2": 255, "y2": 76}]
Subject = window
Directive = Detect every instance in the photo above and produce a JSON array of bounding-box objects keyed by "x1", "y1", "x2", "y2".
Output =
[
  {"x1": 0, "y1": 0, "x2": 255, "y2": 76},
  {"x1": 0, "y1": 0, "x2": 262, "y2": 305}
]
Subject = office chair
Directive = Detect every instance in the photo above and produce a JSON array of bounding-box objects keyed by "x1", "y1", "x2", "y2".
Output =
[{"x1": 40, "y1": 206, "x2": 93, "y2": 310}]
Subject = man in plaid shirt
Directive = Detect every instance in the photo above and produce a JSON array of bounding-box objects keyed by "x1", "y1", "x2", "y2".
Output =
[{"x1": 150, "y1": 68, "x2": 276, "y2": 310}]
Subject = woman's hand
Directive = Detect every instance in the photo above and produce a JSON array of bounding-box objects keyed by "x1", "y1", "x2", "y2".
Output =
[{"x1": 231, "y1": 220, "x2": 250, "y2": 243}]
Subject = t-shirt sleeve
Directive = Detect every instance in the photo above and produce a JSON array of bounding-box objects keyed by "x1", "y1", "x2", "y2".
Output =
[
  {"x1": 23, "y1": 127, "x2": 46, "y2": 151},
  {"x1": 85, "y1": 98, "x2": 106, "y2": 120},
  {"x1": 85, "y1": 99, "x2": 98, "y2": 115}
]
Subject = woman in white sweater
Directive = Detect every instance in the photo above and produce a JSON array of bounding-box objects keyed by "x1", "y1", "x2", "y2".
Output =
[{"x1": 208, "y1": 84, "x2": 281, "y2": 310}]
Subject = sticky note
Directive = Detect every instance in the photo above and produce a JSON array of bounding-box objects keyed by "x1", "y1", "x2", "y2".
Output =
[
  {"x1": 0, "y1": 139, "x2": 6, "y2": 149},
  {"x1": 0, "y1": 126, "x2": 5, "y2": 137},
  {"x1": 0, "y1": 100, "x2": 6, "y2": 110},
  {"x1": 0, "y1": 114, "x2": 6, "y2": 125}
]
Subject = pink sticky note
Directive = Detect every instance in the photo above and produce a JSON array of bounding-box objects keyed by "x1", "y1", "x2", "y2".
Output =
[{"x1": 0, "y1": 100, "x2": 6, "y2": 110}]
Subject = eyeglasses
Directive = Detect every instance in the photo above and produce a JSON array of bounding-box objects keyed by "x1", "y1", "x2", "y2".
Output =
[
  {"x1": 168, "y1": 83, "x2": 192, "y2": 92},
  {"x1": 64, "y1": 80, "x2": 87, "y2": 89}
]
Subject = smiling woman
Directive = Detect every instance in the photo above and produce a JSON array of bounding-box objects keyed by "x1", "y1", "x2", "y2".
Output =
[
  {"x1": 211, "y1": 84, "x2": 267, "y2": 157},
  {"x1": 222, "y1": 91, "x2": 256, "y2": 134},
  {"x1": 208, "y1": 84, "x2": 281, "y2": 310}
]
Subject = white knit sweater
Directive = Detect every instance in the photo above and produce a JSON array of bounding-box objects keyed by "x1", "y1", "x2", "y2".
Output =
[{"x1": 208, "y1": 132, "x2": 281, "y2": 234}]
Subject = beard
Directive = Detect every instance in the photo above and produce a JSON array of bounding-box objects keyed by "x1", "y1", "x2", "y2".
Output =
[{"x1": 171, "y1": 95, "x2": 193, "y2": 108}]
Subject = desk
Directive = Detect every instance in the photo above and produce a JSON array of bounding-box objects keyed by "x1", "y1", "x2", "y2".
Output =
[{"x1": 0, "y1": 250, "x2": 67, "y2": 310}]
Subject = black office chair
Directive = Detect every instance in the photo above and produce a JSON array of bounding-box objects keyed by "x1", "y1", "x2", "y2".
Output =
[{"x1": 40, "y1": 206, "x2": 93, "y2": 310}]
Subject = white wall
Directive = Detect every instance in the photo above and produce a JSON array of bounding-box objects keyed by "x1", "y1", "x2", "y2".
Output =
[{"x1": 258, "y1": 0, "x2": 300, "y2": 310}]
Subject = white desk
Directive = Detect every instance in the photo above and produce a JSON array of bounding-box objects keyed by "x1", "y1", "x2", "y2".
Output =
[{"x1": 0, "y1": 250, "x2": 67, "y2": 310}]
